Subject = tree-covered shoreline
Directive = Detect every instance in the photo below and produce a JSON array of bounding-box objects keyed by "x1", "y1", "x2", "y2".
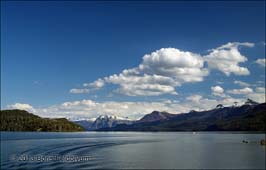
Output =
[{"x1": 0, "y1": 109, "x2": 84, "y2": 132}]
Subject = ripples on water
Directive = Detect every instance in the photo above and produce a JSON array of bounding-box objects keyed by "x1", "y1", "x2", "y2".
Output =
[
  {"x1": 1, "y1": 132, "x2": 265, "y2": 169},
  {"x1": 1, "y1": 132, "x2": 161, "y2": 169}
]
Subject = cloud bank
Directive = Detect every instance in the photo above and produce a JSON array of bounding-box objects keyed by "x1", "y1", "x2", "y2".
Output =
[
  {"x1": 8, "y1": 86, "x2": 265, "y2": 120},
  {"x1": 8, "y1": 96, "x2": 247, "y2": 120},
  {"x1": 227, "y1": 87, "x2": 253, "y2": 95},
  {"x1": 73, "y1": 42, "x2": 254, "y2": 96}
]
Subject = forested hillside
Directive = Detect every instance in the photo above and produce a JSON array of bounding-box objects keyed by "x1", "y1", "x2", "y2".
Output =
[{"x1": 0, "y1": 109, "x2": 84, "y2": 132}]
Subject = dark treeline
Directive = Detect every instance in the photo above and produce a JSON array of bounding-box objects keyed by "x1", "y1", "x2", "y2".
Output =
[{"x1": 0, "y1": 109, "x2": 84, "y2": 132}]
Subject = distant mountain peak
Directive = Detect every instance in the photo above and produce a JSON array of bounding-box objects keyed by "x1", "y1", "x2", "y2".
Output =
[
  {"x1": 98, "y1": 115, "x2": 112, "y2": 119},
  {"x1": 244, "y1": 99, "x2": 259, "y2": 106},
  {"x1": 138, "y1": 111, "x2": 175, "y2": 123},
  {"x1": 89, "y1": 114, "x2": 133, "y2": 130},
  {"x1": 189, "y1": 110, "x2": 197, "y2": 113},
  {"x1": 97, "y1": 114, "x2": 129, "y2": 121},
  {"x1": 216, "y1": 104, "x2": 224, "y2": 109}
]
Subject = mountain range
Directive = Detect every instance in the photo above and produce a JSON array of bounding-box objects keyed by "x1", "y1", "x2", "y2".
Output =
[
  {"x1": 73, "y1": 112, "x2": 176, "y2": 130},
  {"x1": 74, "y1": 115, "x2": 133, "y2": 130},
  {"x1": 1, "y1": 99, "x2": 265, "y2": 132},
  {"x1": 94, "y1": 99, "x2": 266, "y2": 131}
]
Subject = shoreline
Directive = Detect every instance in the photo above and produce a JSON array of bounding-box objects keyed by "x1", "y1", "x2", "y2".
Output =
[{"x1": 1, "y1": 131, "x2": 266, "y2": 134}]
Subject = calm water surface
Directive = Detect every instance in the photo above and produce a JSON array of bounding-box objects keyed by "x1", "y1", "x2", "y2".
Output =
[{"x1": 1, "y1": 132, "x2": 265, "y2": 169}]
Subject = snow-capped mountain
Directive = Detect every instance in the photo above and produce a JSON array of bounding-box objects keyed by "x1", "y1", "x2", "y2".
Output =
[
  {"x1": 73, "y1": 115, "x2": 133, "y2": 130},
  {"x1": 91, "y1": 115, "x2": 133, "y2": 130},
  {"x1": 73, "y1": 99, "x2": 263, "y2": 131},
  {"x1": 99, "y1": 101, "x2": 266, "y2": 131}
]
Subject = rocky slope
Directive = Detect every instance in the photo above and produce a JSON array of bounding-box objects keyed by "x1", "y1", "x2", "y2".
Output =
[{"x1": 137, "y1": 111, "x2": 176, "y2": 123}]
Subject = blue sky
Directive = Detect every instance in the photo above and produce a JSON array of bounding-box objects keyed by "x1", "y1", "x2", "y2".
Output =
[{"x1": 1, "y1": 1, "x2": 265, "y2": 119}]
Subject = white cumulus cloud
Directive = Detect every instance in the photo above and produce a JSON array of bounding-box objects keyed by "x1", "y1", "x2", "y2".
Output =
[
  {"x1": 105, "y1": 74, "x2": 178, "y2": 96},
  {"x1": 7, "y1": 103, "x2": 35, "y2": 113},
  {"x1": 139, "y1": 48, "x2": 208, "y2": 83},
  {"x1": 70, "y1": 88, "x2": 89, "y2": 94},
  {"x1": 84, "y1": 79, "x2": 105, "y2": 89},
  {"x1": 186, "y1": 95, "x2": 203, "y2": 102},
  {"x1": 227, "y1": 87, "x2": 253, "y2": 95},
  {"x1": 204, "y1": 42, "x2": 253, "y2": 76},
  {"x1": 71, "y1": 42, "x2": 255, "y2": 96},
  {"x1": 233, "y1": 80, "x2": 250, "y2": 87},
  {"x1": 255, "y1": 58, "x2": 266, "y2": 67},
  {"x1": 73, "y1": 48, "x2": 209, "y2": 96},
  {"x1": 211, "y1": 85, "x2": 225, "y2": 97}
]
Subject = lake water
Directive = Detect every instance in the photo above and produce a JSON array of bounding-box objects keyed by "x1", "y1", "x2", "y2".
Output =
[{"x1": 1, "y1": 132, "x2": 265, "y2": 169}]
